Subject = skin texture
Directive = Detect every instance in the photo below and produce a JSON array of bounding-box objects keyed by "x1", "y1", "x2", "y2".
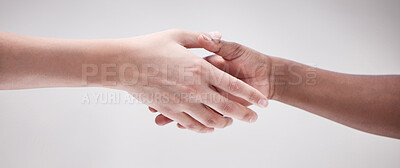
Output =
[
  {"x1": 152, "y1": 33, "x2": 400, "y2": 139},
  {"x1": 0, "y1": 29, "x2": 269, "y2": 133}
]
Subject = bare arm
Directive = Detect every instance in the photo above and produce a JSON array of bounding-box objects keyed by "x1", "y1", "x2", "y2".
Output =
[
  {"x1": 0, "y1": 30, "x2": 269, "y2": 133},
  {"x1": 0, "y1": 31, "x2": 118, "y2": 89},
  {"x1": 152, "y1": 34, "x2": 400, "y2": 138},
  {"x1": 270, "y1": 56, "x2": 400, "y2": 139}
]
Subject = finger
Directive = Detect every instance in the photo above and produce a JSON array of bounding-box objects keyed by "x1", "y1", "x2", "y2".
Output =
[
  {"x1": 149, "y1": 106, "x2": 158, "y2": 112},
  {"x1": 184, "y1": 104, "x2": 233, "y2": 128},
  {"x1": 207, "y1": 64, "x2": 268, "y2": 108},
  {"x1": 204, "y1": 55, "x2": 226, "y2": 70},
  {"x1": 198, "y1": 35, "x2": 248, "y2": 60},
  {"x1": 155, "y1": 114, "x2": 174, "y2": 126},
  {"x1": 203, "y1": 88, "x2": 259, "y2": 123},
  {"x1": 173, "y1": 30, "x2": 221, "y2": 48},
  {"x1": 205, "y1": 55, "x2": 252, "y2": 106},
  {"x1": 159, "y1": 110, "x2": 214, "y2": 133},
  {"x1": 177, "y1": 123, "x2": 186, "y2": 129},
  {"x1": 208, "y1": 31, "x2": 222, "y2": 39},
  {"x1": 213, "y1": 86, "x2": 252, "y2": 106},
  {"x1": 173, "y1": 30, "x2": 204, "y2": 48}
]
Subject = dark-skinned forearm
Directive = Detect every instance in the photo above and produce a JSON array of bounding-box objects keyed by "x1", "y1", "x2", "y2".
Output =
[{"x1": 269, "y1": 56, "x2": 400, "y2": 139}]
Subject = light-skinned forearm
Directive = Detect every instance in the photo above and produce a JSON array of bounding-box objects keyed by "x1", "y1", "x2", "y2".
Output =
[
  {"x1": 0, "y1": 31, "x2": 129, "y2": 89},
  {"x1": 0, "y1": 30, "x2": 268, "y2": 133}
]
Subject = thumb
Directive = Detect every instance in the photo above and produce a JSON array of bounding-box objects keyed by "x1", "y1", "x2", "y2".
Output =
[
  {"x1": 204, "y1": 55, "x2": 226, "y2": 70},
  {"x1": 198, "y1": 33, "x2": 248, "y2": 60},
  {"x1": 173, "y1": 30, "x2": 221, "y2": 48}
]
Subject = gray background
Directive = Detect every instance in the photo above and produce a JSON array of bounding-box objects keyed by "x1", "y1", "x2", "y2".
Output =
[{"x1": 0, "y1": 0, "x2": 400, "y2": 167}]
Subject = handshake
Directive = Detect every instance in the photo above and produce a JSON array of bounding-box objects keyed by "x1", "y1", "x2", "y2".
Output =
[
  {"x1": 1, "y1": 29, "x2": 399, "y2": 138},
  {"x1": 115, "y1": 29, "x2": 274, "y2": 133}
]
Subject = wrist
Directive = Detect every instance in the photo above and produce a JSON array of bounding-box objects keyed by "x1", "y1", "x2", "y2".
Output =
[
  {"x1": 267, "y1": 56, "x2": 290, "y2": 101},
  {"x1": 268, "y1": 56, "x2": 317, "y2": 102},
  {"x1": 81, "y1": 38, "x2": 141, "y2": 89}
]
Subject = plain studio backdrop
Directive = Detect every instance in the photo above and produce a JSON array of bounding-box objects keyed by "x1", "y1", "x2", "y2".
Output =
[{"x1": 0, "y1": 0, "x2": 399, "y2": 167}]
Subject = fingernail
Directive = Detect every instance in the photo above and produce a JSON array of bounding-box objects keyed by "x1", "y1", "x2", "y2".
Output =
[
  {"x1": 149, "y1": 107, "x2": 157, "y2": 112},
  {"x1": 227, "y1": 118, "x2": 233, "y2": 126},
  {"x1": 249, "y1": 115, "x2": 258, "y2": 123},
  {"x1": 201, "y1": 34, "x2": 212, "y2": 41},
  {"x1": 223, "y1": 118, "x2": 233, "y2": 127},
  {"x1": 208, "y1": 31, "x2": 221, "y2": 39},
  {"x1": 258, "y1": 98, "x2": 269, "y2": 108}
]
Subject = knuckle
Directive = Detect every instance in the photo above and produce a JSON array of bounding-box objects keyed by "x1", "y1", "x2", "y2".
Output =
[
  {"x1": 192, "y1": 66, "x2": 203, "y2": 76},
  {"x1": 204, "y1": 117, "x2": 218, "y2": 127},
  {"x1": 242, "y1": 112, "x2": 253, "y2": 121},
  {"x1": 226, "y1": 42, "x2": 247, "y2": 57},
  {"x1": 178, "y1": 87, "x2": 202, "y2": 104},
  {"x1": 183, "y1": 86, "x2": 198, "y2": 94},
  {"x1": 220, "y1": 102, "x2": 234, "y2": 114},
  {"x1": 192, "y1": 59, "x2": 205, "y2": 72},
  {"x1": 188, "y1": 124, "x2": 208, "y2": 133},
  {"x1": 248, "y1": 91, "x2": 258, "y2": 102},
  {"x1": 228, "y1": 79, "x2": 241, "y2": 92},
  {"x1": 185, "y1": 59, "x2": 205, "y2": 76},
  {"x1": 186, "y1": 123, "x2": 198, "y2": 130},
  {"x1": 198, "y1": 127, "x2": 210, "y2": 133}
]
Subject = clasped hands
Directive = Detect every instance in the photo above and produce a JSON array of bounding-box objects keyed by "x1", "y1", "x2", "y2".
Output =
[
  {"x1": 1, "y1": 29, "x2": 398, "y2": 137},
  {"x1": 116, "y1": 29, "x2": 273, "y2": 133}
]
